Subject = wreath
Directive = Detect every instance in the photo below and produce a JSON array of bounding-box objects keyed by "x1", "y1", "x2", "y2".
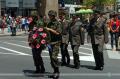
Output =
[{"x1": 28, "y1": 26, "x2": 50, "y2": 50}]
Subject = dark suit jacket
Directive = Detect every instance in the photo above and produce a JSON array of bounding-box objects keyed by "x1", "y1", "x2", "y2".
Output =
[
  {"x1": 87, "y1": 16, "x2": 109, "y2": 45},
  {"x1": 69, "y1": 20, "x2": 84, "y2": 45}
]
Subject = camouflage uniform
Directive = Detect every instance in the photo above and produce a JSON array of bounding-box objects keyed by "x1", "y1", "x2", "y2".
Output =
[{"x1": 47, "y1": 10, "x2": 62, "y2": 74}]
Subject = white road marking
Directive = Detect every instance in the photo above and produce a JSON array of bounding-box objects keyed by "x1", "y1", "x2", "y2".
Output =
[
  {"x1": 84, "y1": 43, "x2": 91, "y2": 46},
  {"x1": 0, "y1": 41, "x2": 94, "y2": 62},
  {"x1": 68, "y1": 50, "x2": 92, "y2": 56},
  {"x1": 41, "y1": 55, "x2": 95, "y2": 62},
  {"x1": 79, "y1": 46, "x2": 92, "y2": 51},
  {"x1": 0, "y1": 52, "x2": 30, "y2": 56},
  {"x1": 0, "y1": 46, "x2": 30, "y2": 56},
  {"x1": 1, "y1": 42, "x2": 93, "y2": 56},
  {"x1": 68, "y1": 44, "x2": 92, "y2": 51},
  {"x1": 3, "y1": 42, "x2": 31, "y2": 49}
]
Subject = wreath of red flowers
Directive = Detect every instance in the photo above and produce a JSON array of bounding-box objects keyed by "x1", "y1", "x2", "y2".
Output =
[{"x1": 28, "y1": 27, "x2": 50, "y2": 49}]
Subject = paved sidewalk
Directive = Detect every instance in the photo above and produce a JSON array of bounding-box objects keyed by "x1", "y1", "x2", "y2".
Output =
[{"x1": 0, "y1": 28, "x2": 26, "y2": 36}]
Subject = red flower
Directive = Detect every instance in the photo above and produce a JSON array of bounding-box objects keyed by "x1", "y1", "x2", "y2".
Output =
[
  {"x1": 36, "y1": 44, "x2": 40, "y2": 49},
  {"x1": 32, "y1": 34, "x2": 37, "y2": 39},
  {"x1": 38, "y1": 28, "x2": 43, "y2": 32},
  {"x1": 41, "y1": 39, "x2": 46, "y2": 44},
  {"x1": 42, "y1": 33, "x2": 47, "y2": 38}
]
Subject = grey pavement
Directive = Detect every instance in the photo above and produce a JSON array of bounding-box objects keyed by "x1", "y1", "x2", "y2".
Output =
[
  {"x1": 0, "y1": 36, "x2": 120, "y2": 79},
  {"x1": 0, "y1": 28, "x2": 25, "y2": 36}
]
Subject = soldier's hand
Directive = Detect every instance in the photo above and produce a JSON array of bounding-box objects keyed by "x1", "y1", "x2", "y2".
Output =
[
  {"x1": 108, "y1": 27, "x2": 110, "y2": 31},
  {"x1": 105, "y1": 40, "x2": 109, "y2": 44},
  {"x1": 45, "y1": 27, "x2": 51, "y2": 31},
  {"x1": 81, "y1": 27, "x2": 84, "y2": 31}
]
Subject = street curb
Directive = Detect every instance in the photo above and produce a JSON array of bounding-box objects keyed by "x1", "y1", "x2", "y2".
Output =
[{"x1": 0, "y1": 32, "x2": 25, "y2": 37}]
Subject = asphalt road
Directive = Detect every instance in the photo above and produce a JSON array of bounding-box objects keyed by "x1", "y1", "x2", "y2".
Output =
[{"x1": 0, "y1": 35, "x2": 120, "y2": 79}]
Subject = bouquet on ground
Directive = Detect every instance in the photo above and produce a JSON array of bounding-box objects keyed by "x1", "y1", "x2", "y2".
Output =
[{"x1": 28, "y1": 26, "x2": 50, "y2": 49}]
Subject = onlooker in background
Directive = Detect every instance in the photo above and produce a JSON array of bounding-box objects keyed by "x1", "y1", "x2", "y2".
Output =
[
  {"x1": 24, "y1": 17, "x2": 29, "y2": 34},
  {"x1": 16, "y1": 17, "x2": 21, "y2": 32},
  {"x1": 108, "y1": 14, "x2": 120, "y2": 51},
  {"x1": 0, "y1": 16, "x2": 3, "y2": 33},
  {"x1": 7, "y1": 16, "x2": 12, "y2": 33},
  {"x1": 11, "y1": 18, "x2": 17, "y2": 36},
  {"x1": 21, "y1": 17, "x2": 25, "y2": 31},
  {"x1": 1, "y1": 16, "x2": 6, "y2": 34}
]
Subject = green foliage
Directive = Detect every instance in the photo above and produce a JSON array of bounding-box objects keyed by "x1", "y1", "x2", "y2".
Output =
[
  {"x1": 31, "y1": 11, "x2": 38, "y2": 16},
  {"x1": 83, "y1": 0, "x2": 116, "y2": 6},
  {"x1": 83, "y1": 0, "x2": 95, "y2": 6}
]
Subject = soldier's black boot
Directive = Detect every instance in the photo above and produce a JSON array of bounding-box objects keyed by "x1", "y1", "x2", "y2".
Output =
[
  {"x1": 67, "y1": 57, "x2": 70, "y2": 65},
  {"x1": 94, "y1": 66, "x2": 104, "y2": 71},
  {"x1": 34, "y1": 66, "x2": 41, "y2": 73},
  {"x1": 49, "y1": 67, "x2": 60, "y2": 79},
  {"x1": 73, "y1": 54, "x2": 80, "y2": 69},
  {"x1": 74, "y1": 62, "x2": 80, "y2": 69},
  {"x1": 54, "y1": 67, "x2": 60, "y2": 79},
  {"x1": 61, "y1": 61, "x2": 67, "y2": 66},
  {"x1": 61, "y1": 55, "x2": 67, "y2": 66}
]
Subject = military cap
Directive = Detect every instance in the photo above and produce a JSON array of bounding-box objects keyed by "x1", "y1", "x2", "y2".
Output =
[{"x1": 48, "y1": 10, "x2": 57, "y2": 16}]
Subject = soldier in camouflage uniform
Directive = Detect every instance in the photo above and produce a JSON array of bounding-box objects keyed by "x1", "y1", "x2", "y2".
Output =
[
  {"x1": 68, "y1": 15, "x2": 84, "y2": 69},
  {"x1": 46, "y1": 10, "x2": 62, "y2": 78},
  {"x1": 59, "y1": 13, "x2": 70, "y2": 66}
]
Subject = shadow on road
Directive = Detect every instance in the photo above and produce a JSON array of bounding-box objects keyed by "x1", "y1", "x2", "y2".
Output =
[
  {"x1": 81, "y1": 65, "x2": 95, "y2": 70},
  {"x1": 23, "y1": 70, "x2": 54, "y2": 78}
]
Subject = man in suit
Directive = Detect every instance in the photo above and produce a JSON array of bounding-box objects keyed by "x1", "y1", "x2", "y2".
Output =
[
  {"x1": 59, "y1": 13, "x2": 70, "y2": 66},
  {"x1": 68, "y1": 15, "x2": 84, "y2": 69},
  {"x1": 87, "y1": 11, "x2": 109, "y2": 70},
  {"x1": 28, "y1": 16, "x2": 45, "y2": 74}
]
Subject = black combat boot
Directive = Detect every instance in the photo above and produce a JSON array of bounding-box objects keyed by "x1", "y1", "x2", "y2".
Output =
[
  {"x1": 34, "y1": 66, "x2": 41, "y2": 73},
  {"x1": 67, "y1": 57, "x2": 70, "y2": 65},
  {"x1": 73, "y1": 54, "x2": 80, "y2": 69},
  {"x1": 61, "y1": 61, "x2": 67, "y2": 66},
  {"x1": 54, "y1": 67, "x2": 60, "y2": 79},
  {"x1": 74, "y1": 62, "x2": 80, "y2": 69},
  {"x1": 49, "y1": 67, "x2": 60, "y2": 79}
]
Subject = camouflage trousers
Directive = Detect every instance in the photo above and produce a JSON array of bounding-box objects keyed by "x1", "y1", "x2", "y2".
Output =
[{"x1": 48, "y1": 42, "x2": 60, "y2": 69}]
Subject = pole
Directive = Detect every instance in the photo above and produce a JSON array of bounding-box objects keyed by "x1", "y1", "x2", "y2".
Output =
[{"x1": 0, "y1": 0, "x2": 1, "y2": 16}]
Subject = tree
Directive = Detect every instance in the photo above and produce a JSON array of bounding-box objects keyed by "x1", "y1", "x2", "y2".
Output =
[
  {"x1": 83, "y1": 0, "x2": 95, "y2": 7},
  {"x1": 83, "y1": 0, "x2": 116, "y2": 9},
  {"x1": 36, "y1": 0, "x2": 46, "y2": 16}
]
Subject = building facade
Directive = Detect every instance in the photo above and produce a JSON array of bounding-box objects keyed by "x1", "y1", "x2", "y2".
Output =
[
  {"x1": 0, "y1": 0, "x2": 36, "y2": 17},
  {"x1": 117, "y1": 0, "x2": 120, "y2": 12},
  {"x1": 0, "y1": 0, "x2": 84, "y2": 17}
]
